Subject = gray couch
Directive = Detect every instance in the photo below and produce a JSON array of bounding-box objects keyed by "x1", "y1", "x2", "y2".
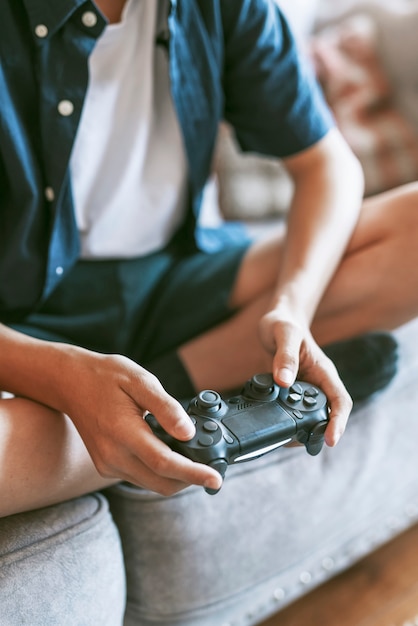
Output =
[{"x1": 2, "y1": 318, "x2": 418, "y2": 626}]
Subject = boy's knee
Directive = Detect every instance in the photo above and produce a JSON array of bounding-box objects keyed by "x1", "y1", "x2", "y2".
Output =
[{"x1": 0, "y1": 397, "x2": 64, "y2": 444}]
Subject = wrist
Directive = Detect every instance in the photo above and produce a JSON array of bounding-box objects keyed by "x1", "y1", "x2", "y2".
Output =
[
  {"x1": 0, "y1": 325, "x2": 86, "y2": 411},
  {"x1": 269, "y1": 292, "x2": 312, "y2": 330}
]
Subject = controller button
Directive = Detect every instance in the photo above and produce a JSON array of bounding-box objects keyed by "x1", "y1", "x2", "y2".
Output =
[
  {"x1": 289, "y1": 383, "x2": 303, "y2": 395},
  {"x1": 292, "y1": 410, "x2": 303, "y2": 420},
  {"x1": 303, "y1": 396, "x2": 317, "y2": 407},
  {"x1": 305, "y1": 386, "x2": 319, "y2": 398},
  {"x1": 223, "y1": 433, "x2": 234, "y2": 444},
  {"x1": 197, "y1": 390, "x2": 221, "y2": 410},
  {"x1": 203, "y1": 421, "x2": 218, "y2": 433},
  {"x1": 198, "y1": 434, "x2": 214, "y2": 447},
  {"x1": 287, "y1": 392, "x2": 302, "y2": 404}
]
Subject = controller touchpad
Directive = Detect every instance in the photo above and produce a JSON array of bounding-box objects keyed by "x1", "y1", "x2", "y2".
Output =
[{"x1": 223, "y1": 405, "x2": 296, "y2": 447}]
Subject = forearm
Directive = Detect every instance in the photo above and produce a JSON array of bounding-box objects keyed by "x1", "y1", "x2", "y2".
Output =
[
  {"x1": 0, "y1": 323, "x2": 83, "y2": 412},
  {"x1": 274, "y1": 127, "x2": 364, "y2": 324},
  {"x1": 0, "y1": 326, "x2": 118, "y2": 516}
]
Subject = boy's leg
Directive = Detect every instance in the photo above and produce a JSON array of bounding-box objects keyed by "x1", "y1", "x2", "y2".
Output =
[
  {"x1": 312, "y1": 182, "x2": 418, "y2": 342},
  {"x1": 176, "y1": 183, "x2": 418, "y2": 394},
  {"x1": 0, "y1": 396, "x2": 117, "y2": 517}
]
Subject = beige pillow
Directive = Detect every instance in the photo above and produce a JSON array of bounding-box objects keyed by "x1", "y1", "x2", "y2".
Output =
[{"x1": 215, "y1": 125, "x2": 294, "y2": 221}]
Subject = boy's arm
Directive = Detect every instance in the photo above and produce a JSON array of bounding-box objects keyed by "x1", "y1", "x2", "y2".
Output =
[
  {"x1": 0, "y1": 324, "x2": 222, "y2": 500},
  {"x1": 260, "y1": 126, "x2": 364, "y2": 444}
]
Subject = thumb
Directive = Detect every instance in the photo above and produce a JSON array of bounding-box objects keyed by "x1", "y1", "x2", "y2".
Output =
[
  {"x1": 271, "y1": 322, "x2": 302, "y2": 388},
  {"x1": 129, "y1": 368, "x2": 196, "y2": 441}
]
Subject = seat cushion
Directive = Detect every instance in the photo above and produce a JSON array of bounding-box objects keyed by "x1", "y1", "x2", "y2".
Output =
[{"x1": 0, "y1": 493, "x2": 126, "y2": 626}]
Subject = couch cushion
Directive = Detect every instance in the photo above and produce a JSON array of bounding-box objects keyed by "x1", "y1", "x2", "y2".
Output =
[{"x1": 0, "y1": 493, "x2": 126, "y2": 626}]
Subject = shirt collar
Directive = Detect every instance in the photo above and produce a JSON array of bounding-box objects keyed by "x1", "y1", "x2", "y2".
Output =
[{"x1": 23, "y1": 0, "x2": 105, "y2": 41}]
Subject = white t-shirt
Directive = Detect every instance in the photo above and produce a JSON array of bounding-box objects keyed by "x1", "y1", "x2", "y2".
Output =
[{"x1": 70, "y1": 0, "x2": 188, "y2": 258}]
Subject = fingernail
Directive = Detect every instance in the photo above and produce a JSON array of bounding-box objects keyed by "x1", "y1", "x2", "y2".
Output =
[
  {"x1": 204, "y1": 476, "x2": 222, "y2": 491},
  {"x1": 277, "y1": 367, "x2": 294, "y2": 386}
]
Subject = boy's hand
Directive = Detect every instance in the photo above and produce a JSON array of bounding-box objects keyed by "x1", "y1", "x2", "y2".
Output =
[
  {"x1": 58, "y1": 348, "x2": 222, "y2": 495},
  {"x1": 259, "y1": 309, "x2": 353, "y2": 447}
]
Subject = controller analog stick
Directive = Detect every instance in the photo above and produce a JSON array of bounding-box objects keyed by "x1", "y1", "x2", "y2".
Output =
[
  {"x1": 244, "y1": 373, "x2": 279, "y2": 401},
  {"x1": 251, "y1": 374, "x2": 274, "y2": 395},
  {"x1": 196, "y1": 390, "x2": 222, "y2": 411}
]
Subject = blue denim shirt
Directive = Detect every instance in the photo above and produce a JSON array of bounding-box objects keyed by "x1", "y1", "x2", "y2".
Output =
[{"x1": 0, "y1": 0, "x2": 333, "y2": 320}]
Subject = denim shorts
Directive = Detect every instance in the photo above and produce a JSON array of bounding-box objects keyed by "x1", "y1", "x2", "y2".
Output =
[{"x1": 12, "y1": 241, "x2": 251, "y2": 366}]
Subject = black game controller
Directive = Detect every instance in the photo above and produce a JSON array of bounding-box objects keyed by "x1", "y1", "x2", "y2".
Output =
[{"x1": 145, "y1": 373, "x2": 329, "y2": 494}]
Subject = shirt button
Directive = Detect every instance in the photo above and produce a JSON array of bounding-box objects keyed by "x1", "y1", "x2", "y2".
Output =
[
  {"x1": 57, "y1": 100, "x2": 74, "y2": 116},
  {"x1": 35, "y1": 24, "x2": 48, "y2": 38},
  {"x1": 45, "y1": 187, "x2": 55, "y2": 202},
  {"x1": 55, "y1": 266, "x2": 64, "y2": 276},
  {"x1": 81, "y1": 11, "x2": 98, "y2": 27}
]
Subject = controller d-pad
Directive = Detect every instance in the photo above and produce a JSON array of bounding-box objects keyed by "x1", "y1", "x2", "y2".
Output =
[
  {"x1": 289, "y1": 383, "x2": 303, "y2": 395},
  {"x1": 196, "y1": 421, "x2": 222, "y2": 447},
  {"x1": 198, "y1": 434, "x2": 214, "y2": 447},
  {"x1": 305, "y1": 386, "x2": 319, "y2": 398},
  {"x1": 203, "y1": 421, "x2": 218, "y2": 433}
]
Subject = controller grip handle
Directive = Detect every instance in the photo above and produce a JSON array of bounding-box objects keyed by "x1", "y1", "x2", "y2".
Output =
[
  {"x1": 205, "y1": 459, "x2": 228, "y2": 495},
  {"x1": 306, "y1": 420, "x2": 328, "y2": 456}
]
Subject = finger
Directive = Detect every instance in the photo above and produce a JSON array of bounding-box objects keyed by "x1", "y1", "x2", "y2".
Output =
[
  {"x1": 113, "y1": 452, "x2": 215, "y2": 497},
  {"x1": 305, "y1": 356, "x2": 353, "y2": 447},
  {"x1": 101, "y1": 452, "x2": 190, "y2": 497},
  {"x1": 324, "y1": 383, "x2": 353, "y2": 447},
  {"x1": 127, "y1": 369, "x2": 196, "y2": 440},
  {"x1": 96, "y1": 430, "x2": 223, "y2": 495},
  {"x1": 115, "y1": 417, "x2": 223, "y2": 492},
  {"x1": 139, "y1": 425, "x2": 223, "y2": 490}
]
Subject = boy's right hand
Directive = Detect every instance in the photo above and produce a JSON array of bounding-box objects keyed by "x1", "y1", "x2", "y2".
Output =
[{"x1": 56, "y1": 347, "x2": 223, "y2": 496}]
